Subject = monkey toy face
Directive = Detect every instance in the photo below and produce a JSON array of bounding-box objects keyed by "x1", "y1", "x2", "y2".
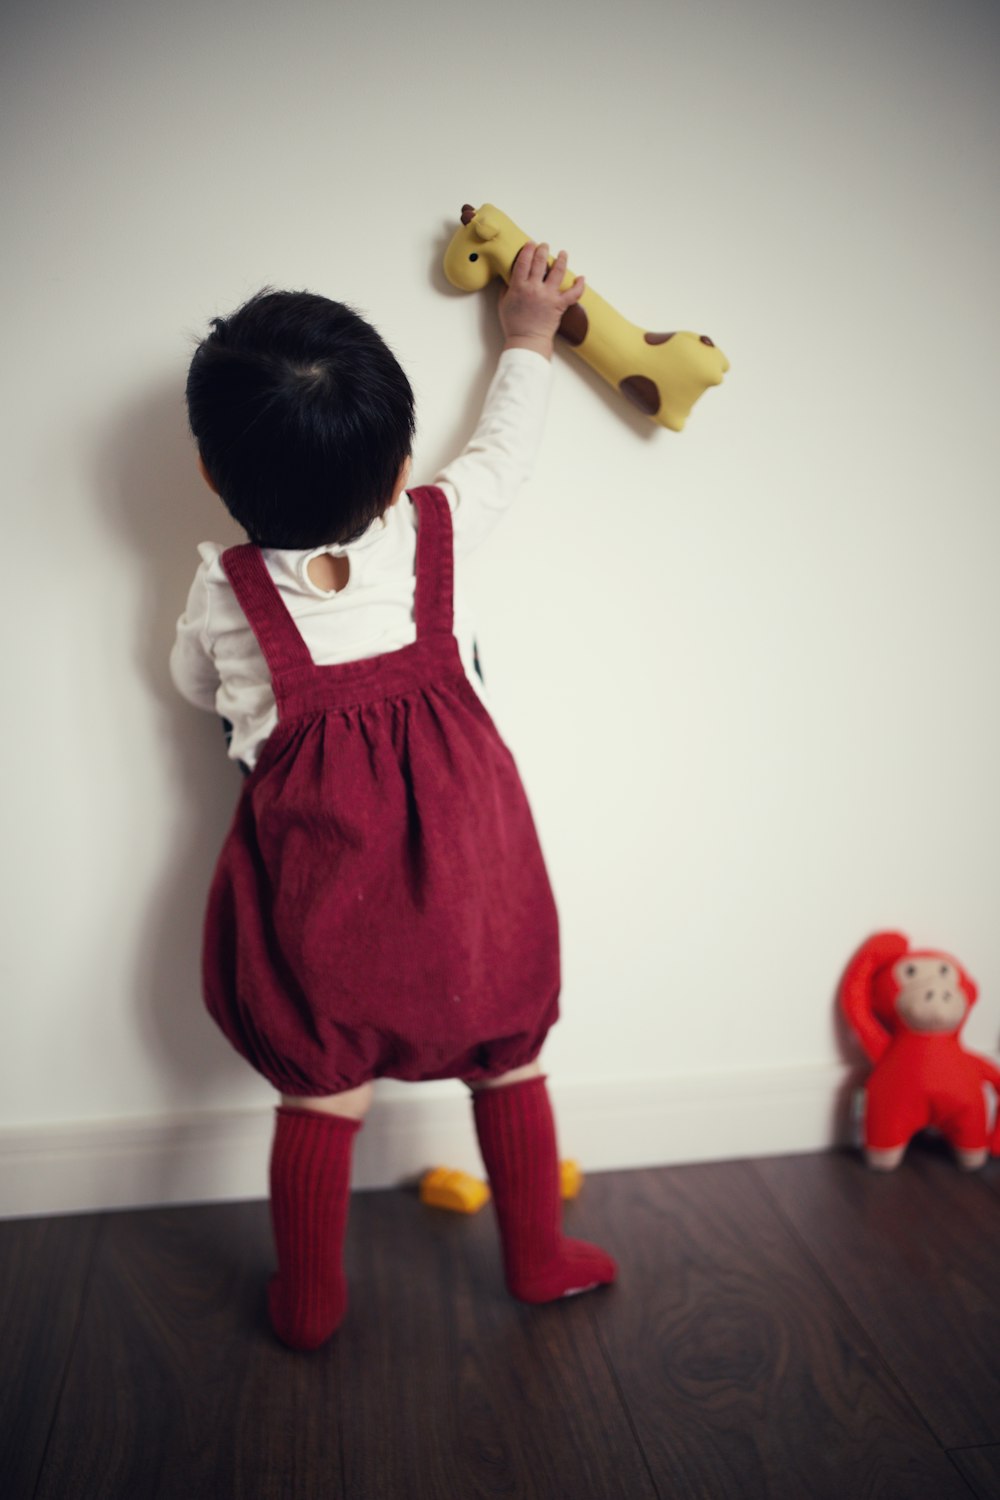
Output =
[{"x1": 891, "y1": 956, "x2": 969, "y2": 1034}]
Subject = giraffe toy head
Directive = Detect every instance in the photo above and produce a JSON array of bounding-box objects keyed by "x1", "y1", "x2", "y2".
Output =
[
  {"x1": 443, "y1": 203, "x2": 529, "y2": 290},
  {"x1": 443, "y1": 203, "x2": 729, "y2": 432}
]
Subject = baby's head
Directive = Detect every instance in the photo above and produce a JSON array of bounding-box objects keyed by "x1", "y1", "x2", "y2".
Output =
[{"x1": 186, "y1": 289, "x2": 414, "y2": 548}]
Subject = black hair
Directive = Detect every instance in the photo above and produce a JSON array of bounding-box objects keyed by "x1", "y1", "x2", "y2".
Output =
[{"x1": 185, "y1": 289, "x2": 415, "y2": 548}]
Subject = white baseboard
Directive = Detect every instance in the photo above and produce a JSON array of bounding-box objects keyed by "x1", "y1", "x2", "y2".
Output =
[{"x1": 0, "y1": 1063, "x2": 860, "y2": 1221}]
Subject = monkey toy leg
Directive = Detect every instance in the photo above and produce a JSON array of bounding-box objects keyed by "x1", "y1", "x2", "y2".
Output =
[
  {"x1": 938, "y1": 1095, "x2": 990, "y2": 1171},
  {"x1": 863, "y1": 1079, "x2": 929, "y2": 1172}
]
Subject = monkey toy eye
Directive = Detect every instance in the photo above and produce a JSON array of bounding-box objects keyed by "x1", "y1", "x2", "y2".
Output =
[
  {"x1": 905, "y1": 965, "x2": 916, "y2": 977},
  {"x1": 939, "y1": 964, "x2": 950, "y2": 976}
]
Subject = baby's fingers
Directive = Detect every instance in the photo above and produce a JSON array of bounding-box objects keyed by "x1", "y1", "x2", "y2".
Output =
[
  {"x1": 546, "y1": 248, "x2": 569, "y2": 284},
  {"x1": 529, "y1": 241, "x2": 554, "y2": 281},
  {"x1": 546, "y1": 249, "x2": 585, "y2": 304},
  {"x1": 560, "y1": 271, "x2": 586, "y2": 305},
  {"x1": 510, "y1": 240, "x2": 545, "y2": 282}
]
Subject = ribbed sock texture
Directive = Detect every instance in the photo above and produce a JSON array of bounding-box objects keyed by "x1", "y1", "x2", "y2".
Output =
[
  {"x1": 267, "y1": 1105, "x2": 362, "y2": 1350},
  {"x1": 472, "y1": 1075, "x2": 618, "y2": 1303}
]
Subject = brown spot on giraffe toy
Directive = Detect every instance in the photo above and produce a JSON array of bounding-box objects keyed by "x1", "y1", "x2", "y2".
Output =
[{"x1": 443, "y1": 203, "x2": 729, "y2": 431}]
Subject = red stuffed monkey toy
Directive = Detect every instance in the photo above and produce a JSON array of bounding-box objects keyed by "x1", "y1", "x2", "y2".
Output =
[{"x1": 840, "y1": 931, "x2": 1000, "y2": 1171}]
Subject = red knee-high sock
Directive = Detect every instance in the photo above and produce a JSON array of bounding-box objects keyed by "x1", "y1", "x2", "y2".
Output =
[
  {"x1": 267, "y1": 1106, "x2": 361, "y2": 1351},
  {"x1": 472, "y1": 1075, "x2": 617, "y2": 1303}
]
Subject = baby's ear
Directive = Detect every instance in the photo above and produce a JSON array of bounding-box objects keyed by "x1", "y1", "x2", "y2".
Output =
[{"x1": 198, "y1": 451, "x2": 220, "y2": 494}]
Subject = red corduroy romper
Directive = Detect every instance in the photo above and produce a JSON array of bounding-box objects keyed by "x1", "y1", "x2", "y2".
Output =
[{"x1": 202, "y1": 486, "x2": 561, "y2": 1096}]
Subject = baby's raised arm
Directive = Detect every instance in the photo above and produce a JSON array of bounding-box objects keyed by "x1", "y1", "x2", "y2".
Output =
[{"x1": 499, "y1": 244, "x2": 585, "y2": 361}]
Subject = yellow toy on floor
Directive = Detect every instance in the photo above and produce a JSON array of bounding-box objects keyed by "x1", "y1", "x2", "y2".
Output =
[
  {"x1": 420, "y1": 1161, "x2": 583, "y2": 1213},
  {"x1": 419, "y1": 1168, "x2": 491, "y2": 1214},
  {"x1": 443, "y1": 203, "x2": 729, "y2": 432},
  {"x1": 559, "y1": 1159, "x2": 583, "y2": 1200}
]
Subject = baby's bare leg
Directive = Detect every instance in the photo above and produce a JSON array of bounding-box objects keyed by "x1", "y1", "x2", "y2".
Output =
[
  {"x1": 280, "y1": 1080, "x2": 375, "y2": 1119},
  {"x1": 466, "y1": 1060, "x2": 542, "y2": 1093}
]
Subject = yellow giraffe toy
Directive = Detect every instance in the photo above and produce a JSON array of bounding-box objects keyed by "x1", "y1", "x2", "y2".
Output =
[{"x1": 443, "y1": 204, "x2": 729, "y2": 432}]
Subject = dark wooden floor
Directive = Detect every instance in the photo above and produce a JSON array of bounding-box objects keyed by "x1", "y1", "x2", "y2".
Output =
[{"x1": 3, "y1": 1141, "x2": 999, "y2": 1500}]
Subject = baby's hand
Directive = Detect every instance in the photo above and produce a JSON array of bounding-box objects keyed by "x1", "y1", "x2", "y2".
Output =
[{"x1": 499, "y1": 243, "x2": 586, "y2": 359}]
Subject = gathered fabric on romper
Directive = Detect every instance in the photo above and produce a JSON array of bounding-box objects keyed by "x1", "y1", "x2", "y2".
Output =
[{"x1": 202, "y1": 486, "x2": 560, "y2": 1095}]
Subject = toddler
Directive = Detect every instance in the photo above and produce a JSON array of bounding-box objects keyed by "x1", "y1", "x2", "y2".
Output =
[{"x1": 171, "y1": 243, "x2": 618, "y2": 1350}]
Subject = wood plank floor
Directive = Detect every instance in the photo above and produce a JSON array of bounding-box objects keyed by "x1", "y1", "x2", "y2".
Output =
[{"x1": 3, "y1": 1142, "x2": 999, "y2": 1499}]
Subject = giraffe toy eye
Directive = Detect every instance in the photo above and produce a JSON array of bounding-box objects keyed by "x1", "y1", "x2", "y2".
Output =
[{"x1": 468, "y1": 253, "x2": 479, "y2": 262}]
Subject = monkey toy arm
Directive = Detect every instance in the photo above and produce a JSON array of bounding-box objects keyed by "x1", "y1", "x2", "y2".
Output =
[
  {"x1": 972, "y1": 1055, "x2": 1000, "y2": 1156},
  {"x1": 974, "y1": 1055, "x2": 1000, "y2": 1091},
  {"x1": 839, "y1": 931, "x2": 910, "y2": 1064}
]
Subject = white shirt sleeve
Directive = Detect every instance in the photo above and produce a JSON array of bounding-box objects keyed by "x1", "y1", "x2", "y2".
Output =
[
  {"x1": 169, "y1": 547, "x2": 222, "y2": 711},
  {"x1": 432, "y1": 347, "x2": 552, "y2": 558}
]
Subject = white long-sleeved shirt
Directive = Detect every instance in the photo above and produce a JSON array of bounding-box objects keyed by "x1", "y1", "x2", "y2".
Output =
[{"x1": 169, "y1": 347, "x2": 551, "y2": 769}]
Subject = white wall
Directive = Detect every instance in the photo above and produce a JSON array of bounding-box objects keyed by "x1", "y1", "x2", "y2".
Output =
[{"x1": 3, "y1": 0, "x2": 999, "y2": 1213}]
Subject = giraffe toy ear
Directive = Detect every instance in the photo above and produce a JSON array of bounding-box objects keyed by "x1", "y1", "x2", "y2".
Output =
[{"x1": 473, "y1": 214, "x2": 501, "y2": 243}]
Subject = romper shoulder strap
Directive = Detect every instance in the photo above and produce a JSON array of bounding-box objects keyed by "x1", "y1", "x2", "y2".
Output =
[
  {"x1": 408, "y1": 486, "x2": 454, "y2": 639},
  {"x1": 221, "y1": 544, "x2": 314, "y2": 683}
]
